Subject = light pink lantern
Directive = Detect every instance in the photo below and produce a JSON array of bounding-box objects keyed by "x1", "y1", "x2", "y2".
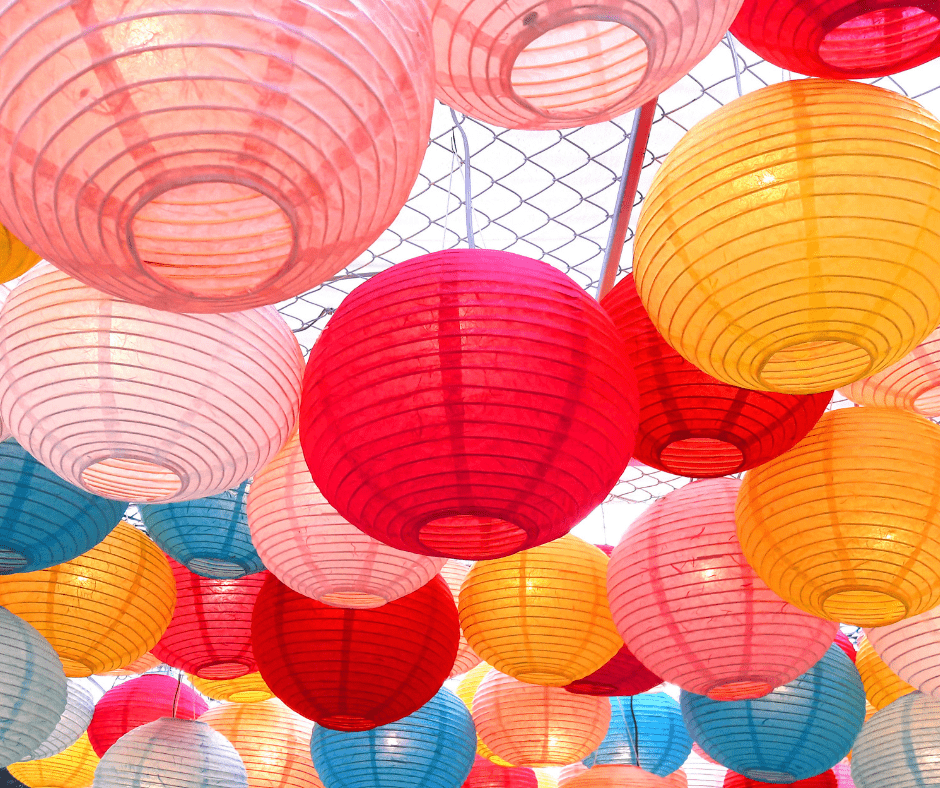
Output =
[
  {"x1": 247, "y1": 433, "x2": 446, "y2": 608},
  {"x1": 0, "y1": 266, "x2": 302, "y2": 502},
  {"x1": 607, "y1": 478, "x2": 838, "y2": 700},
  {"x1": 442, "y1": 561, "x2": 484, "y2": 677},
  {"x1": 559, "y1": 765, "x2": 588, "y2": 788},
  {"x1": 0, "y1": 0, "x2": 433, "y2": 313},
  {"x1": 865, "y1": 605, "x2": 940, "y2": 699}
]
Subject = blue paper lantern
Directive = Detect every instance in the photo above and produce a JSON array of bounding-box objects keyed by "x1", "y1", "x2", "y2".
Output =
[
  {"x1": 0, "y1": 438, "x2": 126, "y2": 573},
  {"x1": 681, "y1": 644, "x2": 865, "y2": 783},
  {"x1": 140, "y1": 481, "x2": 262, "y2": 578},
  {"x1": 584, "y1": 694, "x2": 691, "y2": 777},
  {"x1": 311, "y1": 687, "x2": 476, "y2": 788}
]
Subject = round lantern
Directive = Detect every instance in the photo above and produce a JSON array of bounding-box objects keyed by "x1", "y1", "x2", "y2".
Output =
[
  {"x1": 865, "y1": 604, "x2": 940, "y2": 698},
  {"x1": 601, "y1": 274, "x2": 831, "y2": 476},
  {"x1": 9, "y1": 733, "x2": 98, "y2": 788},
  {"x1": 855, "y1": 636, "x2": 916, "y2": 710},
  {"x1": 833, "y1": 632, "x2": 856, "y2": 663},
  {"x1": 851, "y1": 692, "x2": 940, "y2": 787},
  {"x1": 559, "y1": 766, "x2": 587, "y2": 788},
  {"x1": 252, "y1": 573, "x2": 458, "y2": 730},
  {"x1": 23, "y1": 680, "x2": 95, "y2": 761},
  {"x1": 92, "y1": 718, "x2": 247, "y2": 788},
  {"x1": 472, "y1": 670, "x2": 611, "y2": 767},
  {"x1": 0, "y1": 439, "x2": 126, "y2": 573},
  {"x1": 190, "y1": 674, "x2": 273, "y2": 705},
  {"x1": 831, "y1": 762, "x2": 853, "y2": 788},
  {"x1": 312, "y1": 687, "x2": 476, "y2": 788},
  {"x1": 442, "y1": 562, "x2": 483, "y2": 678},
  {"x1": 430, "y1": 0, "x2": 743, "y2": 129},
  {"x1": 585, "y1": 695, "x2": 692, "y2": 777},
  {"x1": 535, "y1": 770, "x2": 558, "y2": 788},
  {"x1": 87, "y1": 675, "x2": 208, "y2": 758},
  {"x1": 140, "y1": 482, "x2": 262, "y2": 579},
  {"x1": 463, "y1": 757, "x2": 538, "y2": 788},
  {"x1": 457, "y1": 665, "x2": 514, "y2": 767},
  {"x1": 681, "y1": 645, "x2": 865, "y2": 783},
  {"x1": 566, "y1": 766, "x2": 668, "y2": 788},
  {"x1": 0, "y1": 522, "x2": 176, "y2": 677},
  {"x1": 300, "y1": 249, "x2": 638, "y2": 561},
  {"x1": 730, "y1": 0, "x2": 940, "y2": 79},
  {"x1": 247, "y1": 433, "x2": 446, "y2": 608},
  {"x1": 722, "y1": 772, "x2": 837, "y2": 788},
  {"x1": 633, "y1": 79, "x2": 940, "y2": 396},
  {"x1": 0, "y1": 0, "x2": 433, "y2": 314},
  {"x1": 608, "y1": 478, "x2": 837, "y2": 699},
  {"x1": 0, "y1": 266, "x2": 303, "y2": 503},
  {"x1": 0, "y1": 225, "x2": 39, "y2": 285},
  {"x1": 0, "y1": 607, "x2": 67, "y2": 767},
  {"x1": 460, "y1": 535, "x2": 623, "y2": 686},
  {"x1": 679, "y1": 752, "x2": 727, "y2": 788},
  {"x1": 101, "y1": 653, "x2": 162, "y2": 677},
  {"x1": 565, "y1": 644, "x2": 662, "y2": 697},
  {"x1": 737, "y1": 407, "x2": 940, "y2": 626}
]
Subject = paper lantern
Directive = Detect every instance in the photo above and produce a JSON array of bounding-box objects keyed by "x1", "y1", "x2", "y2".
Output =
[
  {"x1": 833, "y1": 632, "x2": 856, "y2": 663},
  {"x1": 457, "y1": 665, "x2": 514, "y2": 768},
  {"x1": 92, "y1": 717, "x2": 247, "y2": 788},
  {"x1": 665, "y1": 772, "x2": 687, "y2": 788},
  {"x1": 9, "y1": 733, "x2": 98, "y2": 788},
  {"x1": 101, "y1": 653, "x2": 162, "y2": 677},
  {"x1": 608, "y1": 478, "x2": 837, "y2": 699},
  {"x1": 730, "y1": 0, "x2": 940, "y2": 79},
  {"x1": 0, "y1": 523, "x2": 175, "y2": 677},
  {"x1": 0, "y1": 439, "x2": 126, "y2": 574},
  {"x1": 441, "y1": 562, "x2": 483, "y2": 678},
  {"x1": 23, "y1": 680, "x2": 95, "y2": 762},
  {"x1": 566, "y1": 766, "x2": 667, "y2": 788},
  {"x1": 247, "y1": 433, "x2": 445, "y2": 608},
  {"x1": 865, "y1": 604, "x2": 940, "y2": 698},
  {"x1": 252, "y1": 573, "x2": 458, "y2": 730},
  {"x1": 722, "y1": 772, "x2": 836, "y2": 788},
  {"x1": 601, "y1": 274, "x2": 831, "y2": 476},
  {"x1": 460, "y1": 535, "x2": 623, "y2": 686},
  {"x1": 430, "y1": 0, "x2": 743, "y2": 129},
  {"x1": 312, "y1": 688, "x2": 476, "y2": 788},
  {"x1": 0, "y1": 225, "x2": 39, "y2": 285},
  {"x1": 855, "y1": 636, "x2": 917, "y2": 710},
  {"x1": 585, "y1": 695, "x2": 692, "y2": 777},
  {"x1": 565, "y1": 645, "x2": 662, "y2": 697},
  {"x1": 534, "y1": 770, "x2": 558, "y2": 788},
  {"x1": 300, "y1": 249, "x2": 638, "y2": 561},
  {"x1": 0, "y1": 0, "x2": 433, "y2": 314},
  {"x1": 463, "y1": 757, "x2": 539, "y2": 788},
  {"x1": 87, "y1": 674, "x2": 208, "y2": 758},
  {"x1": 472, "y1": 670, "x2": 611, "y2": 767},
  {"x1": 190, "y1": 674, "x2": 273, "y2": 705},
  {"x1": 831, "y1": 763, "x2": 854, "y2": 788},
  {"x1": 559, "y1": 766, "x2": 587, "y2": 788},
  {"x1": 0, "y1": 266, "x2": 303, "y2": 503},
  {"x1": 679, "y1": 753, "x2": 726, "y2": 788},
  {"x1": 633, "y1": 79, "x2": 940, "y2": 396},
  {"x1": 851, "y1": 692, "x2": 940, "y2": 787},
  {"x1": 682, "y1": 645, "x2": 865, "y2": 783},
  {"x1": 737, "y1": 407, "x2": 940, "y2": 626},
  {"x1": 140, "y1": 482, "x2": 262, "y2": 579}
]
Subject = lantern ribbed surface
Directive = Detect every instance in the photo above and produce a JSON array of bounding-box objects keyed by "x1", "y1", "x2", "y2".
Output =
[
  {"x1": 681, "y1": 645, "x2": 865, "y2": 783},
  {"x1": 191, "y1": 674, "x2": 273, "y2": 705},
  {"x1": 855, "y1": 636, "x2": 917, "y2": 710},
  {"x1": 831, "y1": 762, "x2": 853, "y2": 788},
  {"x1": 730, "y1": 0, "x2": 940, "y2": 79},
  {"x1": 601, "y1": 274, "x2": 831, "y2": 477},
  {"x1": 9, "y1": 733, "x2": 98, "y2": 788},
  {"x1": 737, "y1": 407, "x2": 940, "y2": 626},
  {"x1": 460, "y1": 535, "x2": 623, "y2": 687},
  {"x1": 431, "y1": 0, "x2": 743, "y2": 130},
  {"x1": 101, "y1": 653, "x2": 162, "y2": 677},
  {"x1": 442, "y1": 562, "x2": 483, "y2": 678},
  {"x1": 565, "y1": 644, "x2": 662, "y2": 697},
  {"x1": 0, "y1": 523, "x2": 176, "y2": 677},
  {"x1": 473, "y1": 670, "x2": 611, "y2": 767},
  {"x1": 566, "y1": 766, "x2": 668, "y2": 788},
  {"x1": 634, "y1": 79, "x2": 940, "y2": 395},
  {"x1": 457, "y1": 665, "x2": 514, "y2": 767},
  {"x1": 0, "y1": 0, "x2": 433, "y2": 314},
  {"x1": 608, "y1": 478, "x2": 837, "y2": 699},
  {"x1": 463, "y1": 757, "x2": 539, "y2": 788},
  {"x1": 300, "y1": 249, "x2": 638, "y2": 561},
  {"x1": 559, "y1": 765, "x2": 587, "y2": 787},
  {"x1": 851, "y1": 692, "x2": 940, "y2": 787},
  {"x1": 722, "y1": 772, "x2": 836, "y2": 788},
  {"x1": 0, "y1": 267, "x2": 303, "y2": 503},
  {"x1": 252, "y1": 573, "x2": 459, "y2": 731},
  {"x1": 23, "y1": 680, "x2": 95, "y2": 762},
  {"x1": 248, "y1": 433, "x2": 445, "y2": 608},
  {"x1": 679, "y1": 752, "x2": 727, "y2": 788},
  {"x1": 865, "y1": 604, "x2": 940, "y2": 698},
  {"x1": 140, "y1": 482, "x2": 261, "y2": 579},
  {"x1": 833, "y1": 633, "x2": 856, "y2": 663},
  {"x1": 0, "y1": 225, "x2": 39, "y2": 285}
]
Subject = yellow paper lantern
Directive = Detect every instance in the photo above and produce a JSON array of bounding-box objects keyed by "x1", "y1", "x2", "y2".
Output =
[
  {"x1": 459, "y1": 535, "x2": 622, "y2": 687},
  {"x1": 457, "y1": 663, "x2": 514, "y2": 767},
  {"x1": 191, "y1": 673, "x2": 274, "y2": 704},
  {"x1": 535, "y1": 770, "x2": 559, "y2": 788},
  {"x1": 0, "y1": 522, "x2": 177, "y2": 676},
  {"x1": 856, "y1": 636, "x2": 917, "y2": 710},
  {"x1": 737, "y1": 408, "x2": 940, "y2": 626},
  {"x1": 0, "y1": 223, "x2": 40, "y2": 284},
  {"x1": 634, "y1": 79, "x2": 940, "y2": 395},
  {"x1": 9, "y1": 732, "x2": 99, "y2": 788}
]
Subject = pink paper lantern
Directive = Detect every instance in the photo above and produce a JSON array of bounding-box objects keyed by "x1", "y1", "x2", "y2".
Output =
[
  {"x1": 442, "y1": 561, "x2": 484, "y2": 678},
  {"x1": 607, "y1": 478, "x2": 838, "y2": 699},
  {"x1": 865, "y1": 605, "x2": 940, "y2": 698},
  {"x1": 0, "y1": 266, "x2": 302, "y2": 502}
]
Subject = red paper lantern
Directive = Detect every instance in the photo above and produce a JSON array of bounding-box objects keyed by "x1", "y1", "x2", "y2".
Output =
[
  {"x1": 300, "y1": 249, "x2": 638, "y2": 560},
  {"x1": 723, "y1": 770, "x2": 837, "y2": 788},
  {"x1": 87, "y1": 674, "x2": 208, "y2": 757},
  {"x1": 834, "y1": 632, "x2": 857, "y2": 663},
  {"x1": 564, "y1": 644, "x2": 662, "y2": 697},
  {"x1": 152, "y1": 559, "x2": 265, "y2": 679},
  {"x1": 251, "y1": 573, "x2": 459, "y2": 731},
  {"x1": 601, "y1": 274, "x2": 831, "y2": 477},
  {"x1": 463, "y1": 756, "x2": 539, "y2": 788}
]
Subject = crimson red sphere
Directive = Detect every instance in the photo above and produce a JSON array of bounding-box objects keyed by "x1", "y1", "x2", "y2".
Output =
[
  {"x1": 564, "y1": 644, "x2": 662, "y2": 697},
  {"x1": 833, "y1": 631, "x2": 857, "y2": 663},
  {"x1": 463, "y1": 757, "x2": 539, "y2": 788},
  {"x1": 723, "y1": 770, "x2": 837, "y2": 787}
]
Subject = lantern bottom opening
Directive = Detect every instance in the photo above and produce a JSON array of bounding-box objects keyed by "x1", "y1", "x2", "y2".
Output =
[
  {"x1": 320, "y1": 591, "x2": 388, "y2": 609},
  {"x1": 229, "y1": 690, "x2": 270, "y2": 703},
  {"x1": 198, "y1": 660, "x2": 253, "y2": 680},
  {"x1": 418, "y1": 514, "x2": 527, "y2": 558},
  {"x1": 818, "y1": 7, "x2": 940, "y2": 71},
  {"x1": 0, "y1": 548, "x2": 28, "y2": 573},
  {"x1": 186, "y1": 557, "x2": 246, "y2": 578},
  {"x1": 758, "y1": 339, "x2": 871, "y2": 393},
  {"x1": 706, "y1": 679, "x2": 773, "y2": 701},
  {"x1": 514, "y1": 671, "x2": 573, "y2": 687},
  {"x1": 746, "y1": 770, "x2": 795, "y2": 782},
  {"x1": 81, "y1": 457, "x2": 182, "y2": 502},
  {"x1": 820, "y1": 587, "x2": 907, "y2": 626},
  {"x1": 659, "y1": 437, "x2": 744, "y2": 476}
]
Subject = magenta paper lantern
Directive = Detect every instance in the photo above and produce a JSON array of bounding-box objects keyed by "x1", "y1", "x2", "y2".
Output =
[
  {"x1": 0, "y1": 0, "x2": 433, "y2": 313},
  {"x1": 866, "y1": 605, "x2": 940, "y2": 698}
]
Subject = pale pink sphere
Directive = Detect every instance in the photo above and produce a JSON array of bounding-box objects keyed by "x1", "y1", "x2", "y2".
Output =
[
  {"x1": 442, "y1": 561, "x2": 483, "y2": 678},
  {"x1": 832, "y1": 760, "x2": 855, "y2": 788},
  {"x1": 865, "y1": 605, "x2": 940, "y2": 698}
]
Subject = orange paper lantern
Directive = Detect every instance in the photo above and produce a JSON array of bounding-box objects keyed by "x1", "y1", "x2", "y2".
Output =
[
  {"x1": 855, "y1": 636, "x2": 917, "y2": 710},
  {"x1": 566, "y1": 766, "x2": 668, "y2": 788},
  {"x1": 101, "y1": 653, "x2": 162, "y2": 677}
]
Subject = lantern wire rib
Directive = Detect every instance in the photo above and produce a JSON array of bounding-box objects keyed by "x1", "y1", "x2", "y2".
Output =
[
  {"x1": 450, "y1": 108, "x2": 476, "y2": 250},
  {"x1": 725, "y1": 34, "x2": 744, "y2": 97}
]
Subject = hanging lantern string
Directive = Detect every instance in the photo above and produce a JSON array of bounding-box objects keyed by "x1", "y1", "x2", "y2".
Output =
[
  {"x1": 724, "y1": 33, "x2": 744, "y2": 97},
  {"x1": 449, "y1": 108, "x2": 476, "y2": 249},
  {"x1": 172, "y1": 670, "x2": 184, "y2": 719},
  {"x1": 617, "y1": 697, "x2": 641, "y2": 768}
]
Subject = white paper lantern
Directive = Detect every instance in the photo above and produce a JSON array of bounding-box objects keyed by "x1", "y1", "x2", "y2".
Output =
[
  {"x1": 866, "y1": 606, "x2": 940, "y2": 699},
  {"x1": 22, "y1": 680, "x2": 94, "y2": 761}
]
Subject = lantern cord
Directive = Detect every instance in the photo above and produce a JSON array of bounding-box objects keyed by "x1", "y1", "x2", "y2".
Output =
[
  {"x1": 618, "y1": 697, "x2": 641, "y2": 769},
  {"x1": 171, "y1": 671, "x2": 183, "y2": 719},
  {"x1": 442, "y1": 133, "x2": 459, "y2": 248},
  {"x1": 725, "y1": 33, "x2": 743, "y2": 97},
  {"x1": 450, "y1": 108, "x2": 476, "y2": 249}
]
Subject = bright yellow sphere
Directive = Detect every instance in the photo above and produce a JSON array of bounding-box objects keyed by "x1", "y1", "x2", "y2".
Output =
[
  {"x1": 856, "y1": 636, "x2": 917, "y2": 710},
  {"x1": 9, "y1": 732, "x2": 99, "y2": 788},
  {"x1": 0, "y1": 223, "x2": 40, "y2": 284},
  {"x1": 457, "y1": 663, "x2": 514, "y2": 767},
  {"x1": 191, "y1": 673, "x2": 274, "y2": 704}
]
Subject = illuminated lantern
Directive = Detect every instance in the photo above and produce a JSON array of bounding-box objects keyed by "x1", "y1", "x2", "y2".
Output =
[
  {"x1": 535, "y1": 770, "x2": 558, "y2": 788},
  {"x1": 565, "y1": 645, "x2": 661, "y2": 697},
  {"x1": 0, "y1": 439, "x2": 126, "y2": 573},
  {"x1": 566, "y1": 766, "x2": 667, "y2": 788},
  {"x1": 855, "y1": 636, "x2": 916, "y2": 710},
  {"x1": 140, "y1": 482, "x2": 262, "y2": 579},
  {"x1": 300, "y1": 249, "x2": 638, "y2": 560},
  {"x1": 247, "y1": 433, "x2": 445, "y2": 608},
  {"x1": 866, "y1": 604, "x2": 940, "y2": 698},
  {"x1": 558, "y1": 766, "x2": 587, "y2": 788},
  {"x1": 0, "y1": 225, "x2": 39, "y2": 284},
  {"x1": 457, "y1": 665, "x2": 514, "y2": 767},
  {"x1": 737, "y1": 407, "x2": 940, "y2": 626},
  {"x1": 682, "y1": 645, "x2": 865, "y2": 783},
  {"x1": 0, "y1": 266, "x2": 303, "y2": 503},
  {"x1": 460, "y1": 535, "x2": 622, "y2": 686},
  {"x1": 190, "y1": 674, "x2": 273, "y2": 705},
  {"x1": 87, "y1": 675, "x2": 208, "y2": 757},
  {"x1": 833, "y1": 632, "x2": 856, "y2": 663},
  {"x1": 101, "y1": 653, "x2": 162, "y2": 677},
  {"x1": 23, "y1": 680, "x2": 95, "y2": 761},
  {"x1": 463, "y1": 757, "x2": 538, "y2": 788},
  {"x1": 601, "y1": 274, "x2": 831, "y2": 477},
  {"x1": 608, "y1": 478, "x2": 837, "y2": 699},
  {"x1": 0, "y1": 0, "x2": 433, "y2": 314},
  {"x1": 252, "y1": 573, "x2": 458, "y2": 730},
  {"x1": 441, "y1": 562, "x2": 483, "y2": 678},
  {"x1": 665, "y1": 772, "x2": 687, "y2": 788},
  {"x1": 722, "y1": 772, "x2": 836, "y2": 787},
  {"x1": 9, "y1": 734, "x2": 98, "y2": 788},
  {"x1": 730, "y1": 0, "x2": 940, "y2": 79},
  {"x1": 679, "y1": 752, "x2": 726, "y2": 788},
  {"x1": 472, "y1": 670, "x2": 611, "y2": 767},
  {"x1": 634, "y1": 79, "x2": 940, "y2": 396},
  {"x1": 0, "y1": 522, "x2": 176, "y2": 677}
]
